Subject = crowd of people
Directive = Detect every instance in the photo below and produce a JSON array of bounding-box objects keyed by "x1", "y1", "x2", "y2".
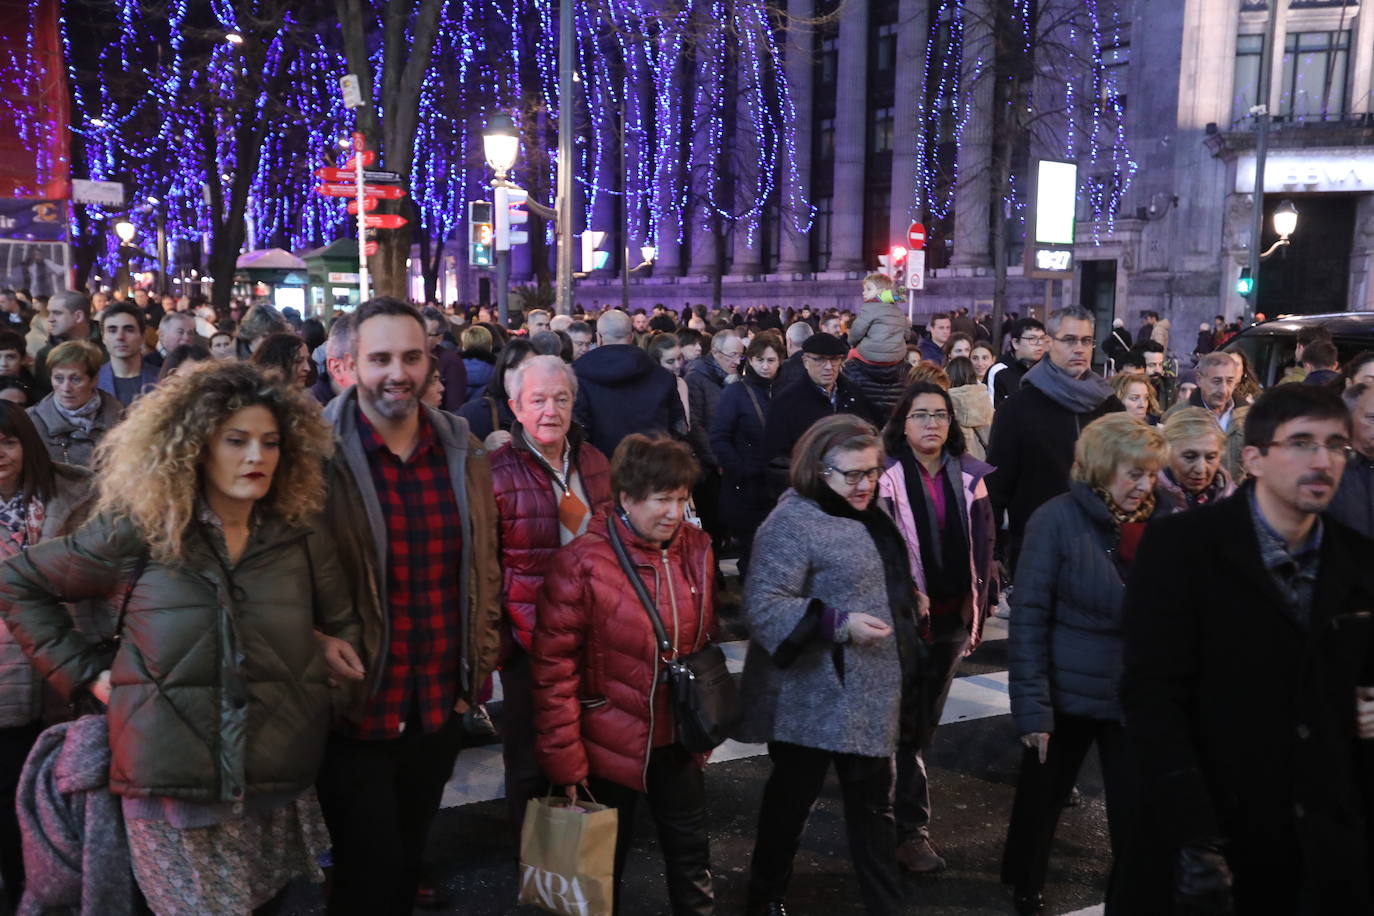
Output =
[{"x1": 0, "y1": 278, "x2": 1367, "y2": 916}]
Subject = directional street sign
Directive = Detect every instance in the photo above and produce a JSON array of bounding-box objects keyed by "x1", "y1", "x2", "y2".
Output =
[
  {"x1": 364, "y1": 241, "x2": 378, "y2": 256},
  {"x1": 314, "y1": 183, "x2": 407, "y2": 200},
  {"x1": 342, "y1": 150, "x2": 376, "y2": 169},
  {"x1": 364, "y1": 214, "x2": 409, "y2": 229},
  {"x1": 362, "y1": 169, "x2": 403, "y2": 184},
  {"x1": 346, "y1": 198, "x2": 379, "y2": 214}
]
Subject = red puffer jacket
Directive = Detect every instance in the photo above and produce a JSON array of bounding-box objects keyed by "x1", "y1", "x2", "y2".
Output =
[
  {"x1": 532, "y1": 512, "x2": 716, "y2": 792},
  {"x1": 491, "y1": 428, "x2": 612, "y2": 653}
]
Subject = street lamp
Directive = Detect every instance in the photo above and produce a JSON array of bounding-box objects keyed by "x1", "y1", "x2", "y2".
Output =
[
  {"x1": 483, "y1": 112, "x2": 520, "y2": 327},
  {"x1": 1259, "y1": 199, "x2": 1298, "y2": 260},
  {"x1": 113, "y1": 219, "x2": 137, "y2": 244},
  {"x1": 482, "y1": 113, "x2": 519, "y2": 184},
  {"x1": 640, "y1": 245, "x2": 656, "y2": 265}
]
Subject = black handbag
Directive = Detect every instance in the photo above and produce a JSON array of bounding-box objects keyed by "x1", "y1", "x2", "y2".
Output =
[{"x1": 606, "y1": 516, "x2": 740, "y2": 752}]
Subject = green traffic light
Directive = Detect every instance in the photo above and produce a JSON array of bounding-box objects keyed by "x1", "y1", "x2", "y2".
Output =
[{"x1": 1236, "y1": 268, "x2": 1254, "y2": 297}]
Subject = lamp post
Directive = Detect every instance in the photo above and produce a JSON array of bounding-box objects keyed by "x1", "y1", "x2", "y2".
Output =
[
  {"x1": 1243, "y1": 0, "x2": 1282, "y2": 324},
  {"x1": 483, "y1": 112, "x2": 520, "y2": 327},
  {"x1": 114, "y1": 219, "x2": 137, "y2": 298}
]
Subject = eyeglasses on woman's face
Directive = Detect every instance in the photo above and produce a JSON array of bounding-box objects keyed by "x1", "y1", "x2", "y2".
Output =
[{"x1": 822, "y1": 465, "x2": 882, "y2": 486}]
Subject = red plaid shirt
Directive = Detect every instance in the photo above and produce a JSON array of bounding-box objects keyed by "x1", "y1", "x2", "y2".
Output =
[{"x1": 354, "y1": 408, "x2": 464, "y2": 739}]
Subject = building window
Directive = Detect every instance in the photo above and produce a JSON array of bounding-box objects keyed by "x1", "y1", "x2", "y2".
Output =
[
  {"x1": 871, "y1": 107, "x2": 894, "y2": 153},
  {"x1": 819, "y1": 38, "x2": 838, "y2": 86},
  {"x1": 817, "y1": 117, "x2": 836, "y2": 166},
  {"x1": 1099, "y1": 33, "x2": 1129, "y2": 113},
  {"x1": 1231, "y1": 33, "x2": 1266, "y2": 127},
  {"x1": 1279, "y1": 30, "x2": 1350, "y2": 121},
  {"x1": 812, "y1": 197, "x2": 833, "y2": 272},
  {"x1": 875, "y1": 25, "x2": 896, "y2": 76}
]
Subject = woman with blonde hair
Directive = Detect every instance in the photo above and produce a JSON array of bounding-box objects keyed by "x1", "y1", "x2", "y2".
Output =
[
  {"x1": 28, "y1": 340, "x2": 123, "y2": 467},
  {"x1": 1108, "y1": 371, "x2": 1160, "y2": 426},
  {"x1": 1157, "y1": 407, "x2": 1235, "y2": 509},
  {"x1": 0, "y1": 362, "x2": 361, "y2": 915},
  {"x1": 1003, "y1": 413, "x2": 1176, "y2": 915}
]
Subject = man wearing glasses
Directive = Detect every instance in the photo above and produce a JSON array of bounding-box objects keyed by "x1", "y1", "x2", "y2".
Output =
[
  {"x1": 986, "y1": 307, "x2": 1122, "y2": 573},
  {"x1": 763, "y1": 332, "x2": 878, "y2": 495},
  {"x1": 1123, "y1": 383, "x2": 1374, "y2": 914},
  {"x1": 988, "y1": 317, "x2": 1047, "y2": 408}
]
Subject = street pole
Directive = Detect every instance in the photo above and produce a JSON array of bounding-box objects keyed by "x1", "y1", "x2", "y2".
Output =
[
  {"x1": 1244, "y1": 0, "x2": 1281, "y2": 325},
  {"x1": 495, "y1": 184, "x2": 511, "y2": 326},
  {"x1": 155, "y1": 211, "x2": 167, "y2": 297},
  {"x1": 620, "y1": 105, "x2": 629, "y2": 313},
  {"x1": 555, "y1": 0, "x2": 574, "y2": 316},
  {"x1": 354, "y1": 131, "x2": 370, "y2": 303}
]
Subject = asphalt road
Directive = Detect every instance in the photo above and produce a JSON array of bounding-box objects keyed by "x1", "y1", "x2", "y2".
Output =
[{"x1": 282, "y1": 627, "x2": 1115, "y2": 916}]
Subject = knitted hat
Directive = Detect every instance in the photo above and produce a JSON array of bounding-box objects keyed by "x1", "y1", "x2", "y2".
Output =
[{"x1": 802, "y1": 333, "x2": 847, "y2": 357}]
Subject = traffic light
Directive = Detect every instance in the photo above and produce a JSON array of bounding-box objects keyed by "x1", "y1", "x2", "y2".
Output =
[
  {"x1": 581, "y1": 231, "x2": 609, "y2": 272},
  {"x1": 889, "y1": 245, "x2": 909, "y2": 290},
  {"x1": 1236, "y1": 267, "x2": 1254, "y2": 297},
  {"x1": 468, "y1": 200, "x2": 492, "y2": 269},
  {"x1": 494, "y1": 186, "x2": 531, "y2": 251}
]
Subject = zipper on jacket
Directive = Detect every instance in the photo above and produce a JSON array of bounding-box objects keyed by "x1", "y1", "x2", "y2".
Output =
[{"x1": 662, "y1": 550, "x2": 682, "y2": 655}]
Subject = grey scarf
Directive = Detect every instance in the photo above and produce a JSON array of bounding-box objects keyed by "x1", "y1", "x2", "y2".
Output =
[
  {"x1": 1023, "y1": 357, "x2": 1113, "y2": 414},
  {"x1": 54, "y1": 393, "x2": 102, "y2": 433}
]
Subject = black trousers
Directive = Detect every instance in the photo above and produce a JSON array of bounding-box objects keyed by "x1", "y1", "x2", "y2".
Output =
[
  {"x1": 895, "y1": 630, "x2": 970, "y2": 841},
  {"x1": 1001, "y1": 713, "x2": 1137, "y2": 901},
  {"x1": 587, "y1": 743, "x2": 714, "y2": 916},
  {"x1": 749, "y1": 741, "x2": 903, "y2": 916},
  {"x1": 0, "y1": 720, "x2": 43, "y2": 909},
  {"x1": 315, "y1": 713, "x2": 463, "y2": 916},
  {"x1": 500, "y1": 648, "x2": 547, "y2": 846}
]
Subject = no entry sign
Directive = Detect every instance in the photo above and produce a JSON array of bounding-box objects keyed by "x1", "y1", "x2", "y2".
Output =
[{"x1": 907, "y1": 222, "x2": 926, "y2": 251}]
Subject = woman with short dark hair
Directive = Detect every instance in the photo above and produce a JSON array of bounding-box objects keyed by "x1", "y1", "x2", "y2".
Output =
[
  {"x1": 458, "y1": 337, "x2": 533, "y2": 449},
  {"x1": 0, "y1": 402, "x2": 93, "y2": 907},
  {"x1": 739, "y1": 414, "x2": 922, "y2": 915},
  {"x1": 532, "y1": 433, "x2": 717, "y2": 915},
  {"x1": 251, "y1": 333, "x2": 313, "y2": 389},
  {"x1": 877, "y1": 382, "x2": 996, "y2": 875}
]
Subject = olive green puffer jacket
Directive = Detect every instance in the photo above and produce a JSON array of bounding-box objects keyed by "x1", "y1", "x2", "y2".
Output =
[{"x1": 0, "y1": 511, "x2": 360, "y2": 802}]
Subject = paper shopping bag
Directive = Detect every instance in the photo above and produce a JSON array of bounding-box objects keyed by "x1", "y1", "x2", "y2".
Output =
[{"x1": 518, "y1": 795, "x2": 619, "y2": 916}]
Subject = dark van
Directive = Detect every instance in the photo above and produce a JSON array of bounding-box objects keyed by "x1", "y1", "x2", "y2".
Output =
[{"x1": 1223, "y1": 312, "x2": 1374, "y2": 387}]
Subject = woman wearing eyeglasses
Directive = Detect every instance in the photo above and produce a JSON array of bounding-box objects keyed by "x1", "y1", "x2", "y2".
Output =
[
  {"x1": 1001, "y1": 414, "x2": 1178, "y2": 915},
  {"x1": 876, "y1": 381, "x2": 996, "y2": 876},
  {"x1": 739, "y1": 414, "x2": 923, "y2": 916}
]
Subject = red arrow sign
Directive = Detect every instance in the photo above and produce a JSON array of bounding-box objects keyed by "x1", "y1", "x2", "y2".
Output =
[
  {"x1": 315, "y1": 167, "x2": 353, "y2": 182},
  {"x1": 346, "y1": 198, "x2": 379, "y2": 214},
  {"x1": 907, "y1": 221, "x2": 927, "y2": 251},
  {"x1": 314, "y1": 183, "x2": 408, "y2": 200},
  {"x1": 365, "y1": 214, "x2": 409, "y2": 229},
  {"x1": 364, "y1": 241, "x2": 378, "y2": 256},
  {"x1": 342, "y1": 150, "x2": 376, "y2": 169}
]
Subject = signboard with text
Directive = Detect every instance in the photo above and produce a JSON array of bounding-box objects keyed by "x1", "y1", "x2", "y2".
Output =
[{"x1": 1026, "y1": 159, "x2": 1077, "y2": 279}]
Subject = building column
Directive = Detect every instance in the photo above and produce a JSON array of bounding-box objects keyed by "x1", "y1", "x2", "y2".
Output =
[
  {"x1": 687, "y1": 38, "x2": 722, "y2": 277},
  {"x1": 950, "y1": 0, "x2": 993, "y2": 269},
  {"x1": 828, "y1": 0, "x2": 869, "y2": 273},
  {"x1": 1354, "y1": 0, "x2": 1374, "y2": 115},
  {"x1": 653, "y1": 55, "x2": 684, "y2": 276},
  {"x1": 888, "y1": 0, "x2": 928, "y2": 252},
  {"x1": 730, "y1": 78, "x2": 763, "y2": 276},
  {"x1": 777, "y1": 0, "x2": 816, "y2": 274}
]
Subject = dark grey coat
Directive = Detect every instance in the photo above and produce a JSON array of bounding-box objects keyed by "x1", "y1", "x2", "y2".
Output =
[
  {"x1": 1008, "y1": 481, "x2": 1175, "y2": 735},
  {"x1": 737, "y1": 489, "x2": 906, "y2": 757}
]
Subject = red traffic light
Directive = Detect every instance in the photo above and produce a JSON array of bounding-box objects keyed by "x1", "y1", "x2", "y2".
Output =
[{"x1": 890, "y1": 245, "x2": 908, "y2": 261}]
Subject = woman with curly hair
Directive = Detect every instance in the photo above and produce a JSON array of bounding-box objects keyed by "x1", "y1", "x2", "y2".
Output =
[
  {"x1": 251, "y1": 332, "x2": 314, "y2": 388},
  {"x1": 0, "y1": 362, "x2": 361, "y2": 915}
]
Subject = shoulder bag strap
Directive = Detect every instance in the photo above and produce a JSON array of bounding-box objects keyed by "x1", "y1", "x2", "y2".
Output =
[
  {"x1": 742, "y1": 384, "x2": 766, "y2": 429},
  {"x1": 606, "y1": 515, "x2": 675, "y2": 660},
  {"x1": 487, "y1": 396, "x2": 500, "y2": 432}
]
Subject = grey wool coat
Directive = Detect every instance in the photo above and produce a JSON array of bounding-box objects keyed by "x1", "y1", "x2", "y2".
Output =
[{"x1": 736, "y1": 489, "x2": 907, "y2": 757}]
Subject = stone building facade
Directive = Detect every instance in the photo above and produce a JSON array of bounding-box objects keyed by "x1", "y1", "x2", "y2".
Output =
[{"x1": 426, "y1": 0, "x2": 1374, "y2": 341}]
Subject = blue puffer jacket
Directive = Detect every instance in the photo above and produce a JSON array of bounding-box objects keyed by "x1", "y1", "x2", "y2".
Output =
[
  {"x1": 462, "y1": 352, "x2": 496, "y2": 406},
  {"x1": 1008, "y1": 481, "x2": 1176, "y2": 735}
]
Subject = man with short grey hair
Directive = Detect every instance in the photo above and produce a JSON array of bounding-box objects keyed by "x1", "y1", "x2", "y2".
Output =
[
  {"x1": 312, "y1": 313, "x2": 356, "y2": 406},
  {"x1": 572, "y1": 309, "x2": 686, "y2": 457},
  {"x1": 145, "y1": 310, "x2": 197, "y2": 370},
  {"x1": 776, "y1": 320, "x2": 815, "y2": 390},
  {"x1": 987, "y1": 306, "x2": 1123, "y2": 570}
]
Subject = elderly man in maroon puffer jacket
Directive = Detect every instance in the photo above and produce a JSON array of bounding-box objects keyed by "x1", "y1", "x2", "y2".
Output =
[{"x1": 489, "y1": 355, "x2": 612, "y2": 841}]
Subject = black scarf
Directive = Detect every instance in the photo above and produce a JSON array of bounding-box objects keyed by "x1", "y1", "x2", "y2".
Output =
[
  {"x1": 813, "y1": 486, "x2": 925, "y2": 744},
  {"x1": 896, "y1": 445, "x2": 971, "y2": 603}
]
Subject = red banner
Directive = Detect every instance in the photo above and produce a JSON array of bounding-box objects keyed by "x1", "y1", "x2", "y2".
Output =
[{"x1": 0, "y1": 0, "x2": 70, "y2": 200}]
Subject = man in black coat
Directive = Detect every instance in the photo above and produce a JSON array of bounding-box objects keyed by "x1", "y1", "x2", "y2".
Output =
[
  {"x1": 1123, "y1": 384, "x2": 1374, "y2": 915},
  {"x1": 572, "y1": 309, "x2": 687, "y2": 458},
  {"x1": 986, "y1": 308, "x2": 1122, "y2": 571},
  {"x1": 762, "y1": 332, "x2": 877, "y2": 494},
  {"x1": 987, "y1": 317, "x2": 1046, "y2": 408}
]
